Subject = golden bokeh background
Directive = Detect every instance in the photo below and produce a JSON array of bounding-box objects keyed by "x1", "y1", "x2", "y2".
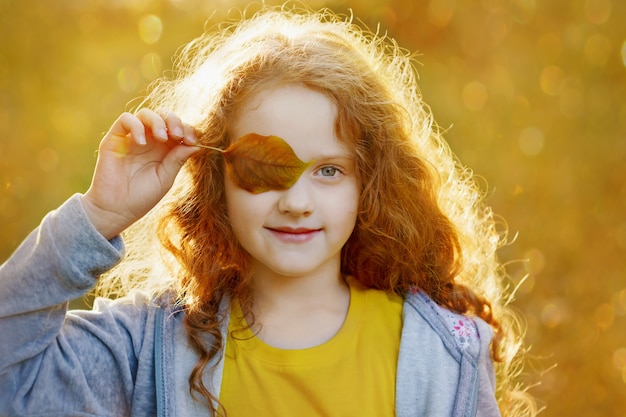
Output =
[{"x1": 1, "y1": 0, "x2": 625, "y2": 415}]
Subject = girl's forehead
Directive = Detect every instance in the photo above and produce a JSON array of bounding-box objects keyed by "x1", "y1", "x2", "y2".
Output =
[
  {"x1": 229, "y1": 84, "x2": 354, "y2": 160},
  {"x1": 232, "y1": 84, "x2": 335, "y2": 132}
]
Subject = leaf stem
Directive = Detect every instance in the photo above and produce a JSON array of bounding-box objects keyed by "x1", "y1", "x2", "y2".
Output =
[{"x1": 191, "y1": 143, "x2": 225, "y2": 153}]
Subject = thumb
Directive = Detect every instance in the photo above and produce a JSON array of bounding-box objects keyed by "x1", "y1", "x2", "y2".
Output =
[{"x1": 159, "y1": 145, "x2": 202, "y2": 185}]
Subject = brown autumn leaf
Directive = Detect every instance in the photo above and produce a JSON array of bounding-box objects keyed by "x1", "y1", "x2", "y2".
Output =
[{"x1": 218, "y1": 133, "x2": 312, "y2": 194}]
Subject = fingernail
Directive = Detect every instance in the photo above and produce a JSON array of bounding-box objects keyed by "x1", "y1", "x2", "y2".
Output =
[
  {"x1": 157, "y1": 128, "x2": 168, "y2": 140},
  {"x1": 173, "y1": 127, "x2": 184, "y2": 138},
  {"x1": 138, "y1": 134, "x2": 147, "y2": 145},
  {"x1": 185, "y1": 134, "x2": 197, "y2": 145}
]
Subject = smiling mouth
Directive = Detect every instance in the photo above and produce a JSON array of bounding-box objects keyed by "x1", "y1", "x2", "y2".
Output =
[
  {"x1": 269, "y1": 227, "x2": 319, "y2": 234},
  {"x1": 266, "y1": 227, "x2": 321, "y2": 243}
]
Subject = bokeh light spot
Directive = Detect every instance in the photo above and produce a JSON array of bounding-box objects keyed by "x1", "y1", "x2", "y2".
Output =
[
  {"x1": 611, "y1": 289, "x2": 626, "y2": 317},
  {"x1": 462, "y1": 81, "x2": 488, "y2": 111},
  {"x1": 376, "y1": 6, "x2": 399, "y2": 29},
  {"x1": 585, "y1": 0, "x2": 612, "y2": 25},
  {"x1": 485, "y1": 12, "x2": 511, "y2": 46},
  {"x1": 584, "y1": 33, "x2": 612, "y2": 67},
  {"x1": 595, "y1": 303, "x2": 615, "y2": 330},
  {"x1": 168, "y1": 0, "x2": 198, "y2": 12},
  {"x1": 138, "y1": 14, "x2": 163, "y2": 45},
  {"x1": 509, "y1": 0, "x2": 536, "y2": 24},
  {"x1": 524, "y1": 247, "x2": 546, "y2": 274},
  {"x1": 118, "y1": 67, "x2": 140, "y2": 93},
  {"x1": 140, "y1": 52, "x2": 163, "y2": 80},
  {"x1": 428, "y1": 0, "x2": 457, "y2": 28},
  {"x1": 541, "y1": 303, "x2": 562, "y2": 328},
  {"x1": 563, "y1": 23, "x2": 586, "y2": 52},
  {"x1": 540, "y1": 65, "x2": 564, "y2": 96},
  {"x1": 519, "y1": 127, "x2": 545, "y2": 156},
  {"x1": 613, "y1": 348, "x2": 626, "y2": 383}
]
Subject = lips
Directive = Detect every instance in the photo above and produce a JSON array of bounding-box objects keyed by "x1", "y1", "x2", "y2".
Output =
[{"x1": 266, "y1": 226, "x2": 322, "y2": 243}]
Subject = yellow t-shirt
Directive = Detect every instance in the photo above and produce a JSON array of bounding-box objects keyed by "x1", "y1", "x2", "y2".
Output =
[{"x1": 219, "y1": 279, "x2": 403, "y2": 416}]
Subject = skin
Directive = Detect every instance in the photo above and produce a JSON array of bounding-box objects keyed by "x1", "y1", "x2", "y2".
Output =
[{"x1": 225, "y1": 84, "x2": 361, "y2": 349}]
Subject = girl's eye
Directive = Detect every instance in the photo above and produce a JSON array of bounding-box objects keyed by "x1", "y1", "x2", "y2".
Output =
[{"x1": 318, "y1": 166, "x2": 339, "y2": 177}]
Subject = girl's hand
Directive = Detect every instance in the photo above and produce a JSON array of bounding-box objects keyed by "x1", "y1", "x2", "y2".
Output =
[{"x1": 81, "y1": 109, "x2": 200, "y2": 240}]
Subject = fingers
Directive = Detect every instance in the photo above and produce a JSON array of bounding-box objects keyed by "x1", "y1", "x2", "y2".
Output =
[
  {"x1": 135, "y1": 108, "x2": 171, "y2": 144},
  {"x1": 108, "y1": 112, "x2": 149, "y2": 145},
  {"x1": 137, "y1": 108, "x2": 198, "y2": 146},
  {"x1": 159, "y1": 142, "x2": 201, "y2": 180},
  {"x1": 161, "y1": 110, "x2": 198, "y2": 146},
  {"x1": 107, "y1": 109, "x2": 198, "y2": 148},
  {"x1": 130, "y1": 109, "x2": 201, "y2": 185}
]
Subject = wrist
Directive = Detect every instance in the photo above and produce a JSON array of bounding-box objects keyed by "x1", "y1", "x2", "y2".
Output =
[{"x1": 80, "y1": 194, "x2": 128, "y2": 240}]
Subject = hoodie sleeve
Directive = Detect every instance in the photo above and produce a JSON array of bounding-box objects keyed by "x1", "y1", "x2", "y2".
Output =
[{"x1": 0, "y1": 194, "x2": 153, "y2": 416}]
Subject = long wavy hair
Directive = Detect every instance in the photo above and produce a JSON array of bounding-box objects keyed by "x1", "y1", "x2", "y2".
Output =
[{"x1": 97, "y1": 5, "x2": 535, "y2": 417}]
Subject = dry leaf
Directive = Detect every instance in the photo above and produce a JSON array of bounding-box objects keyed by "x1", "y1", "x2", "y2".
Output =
[{"x1": 221, "y1": 133, "x2": 312, "y2": 194}]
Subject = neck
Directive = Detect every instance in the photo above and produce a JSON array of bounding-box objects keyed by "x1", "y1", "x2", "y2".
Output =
[
  {"x1": 246, "y1": 261, "x2": 351, "y2": 349},
  {"x1": 251, "y1": 261, "x2": 348, "y2": 312}
]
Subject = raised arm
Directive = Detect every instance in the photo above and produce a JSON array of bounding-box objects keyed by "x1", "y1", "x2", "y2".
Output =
[{"x1": 0, "y1": 110, "x2": 199, "y2": 415}]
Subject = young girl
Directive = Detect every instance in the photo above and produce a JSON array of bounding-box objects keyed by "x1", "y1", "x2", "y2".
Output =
[{"x1": 0, "y1": 6, "x2": 535, "y2": 417}]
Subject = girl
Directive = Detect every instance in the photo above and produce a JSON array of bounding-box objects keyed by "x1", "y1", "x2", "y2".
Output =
[{"x1": 0, "y1": 6, "x2": 535, "y2": 417}]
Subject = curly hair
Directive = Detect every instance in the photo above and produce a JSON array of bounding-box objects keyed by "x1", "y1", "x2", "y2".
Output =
[{"x1": 97, "y1": 4, "x2": 536, "y2": 416}]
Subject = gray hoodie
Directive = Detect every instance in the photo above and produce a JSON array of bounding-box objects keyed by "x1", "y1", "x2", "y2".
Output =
[{"x1": 0, "y1": 195, "x2": 500, "y2": 417}]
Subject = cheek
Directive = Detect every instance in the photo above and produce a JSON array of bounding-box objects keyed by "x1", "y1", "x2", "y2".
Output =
[
  {"x1": 224, "y1": 177, "x2": 275, "y2": 230},
  {"x1": 346, "y1": 179, "x2": 361, "y2": 212},
  {"x1": 224, "y1": 176, "x2": 248, "y2": 233},
  {"x1": 334, "y1": 182, "x2": 360, "y2": 231}
]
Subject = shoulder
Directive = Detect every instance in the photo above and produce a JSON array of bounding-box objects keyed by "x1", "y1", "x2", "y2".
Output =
[
  {"x1": 402, "y1": 290, "x2": 492, "y2": 358},
  {"x1": 66, "y1": 290, "x2": 178, "y2": 344},
  {"x1": 67, "y1": 291, "x2": 155, "y2": 337},
  {"x1": 397, "y1": 291, "x2": 500, "y2": 416}
]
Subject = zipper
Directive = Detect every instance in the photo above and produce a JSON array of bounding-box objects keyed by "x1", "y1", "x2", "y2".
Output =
[{"x1": 155, "y1": 307, "x2": 166, "y2": 417}]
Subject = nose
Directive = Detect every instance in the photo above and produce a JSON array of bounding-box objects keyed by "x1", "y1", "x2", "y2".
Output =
[{"x1": 277, "y1": 175, "x2": 314, "y2": 216}]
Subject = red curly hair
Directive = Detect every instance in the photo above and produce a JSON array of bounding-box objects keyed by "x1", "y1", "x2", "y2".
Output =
[{"x1": 98, "y1": 5, "x2": 535, "y2": 417}]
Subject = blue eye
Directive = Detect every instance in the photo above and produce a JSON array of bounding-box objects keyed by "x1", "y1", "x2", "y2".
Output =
[{"x1": 319, "y1": 166, "x2": 339, "y2": 177}]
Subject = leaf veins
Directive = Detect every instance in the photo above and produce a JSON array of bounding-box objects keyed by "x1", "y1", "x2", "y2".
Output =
[{"x1": 197, "y1": 133, "x2": 312, "y2": 194}]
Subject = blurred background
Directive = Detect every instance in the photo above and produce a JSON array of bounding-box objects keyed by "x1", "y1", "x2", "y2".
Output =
[{"x1": 1, "y1": 0, "x2": 624, "y2": 414}]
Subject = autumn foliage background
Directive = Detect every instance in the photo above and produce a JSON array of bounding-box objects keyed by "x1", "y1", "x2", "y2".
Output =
[{"x1": 1, "y1": 0, "x2": 625, "y2": 415}]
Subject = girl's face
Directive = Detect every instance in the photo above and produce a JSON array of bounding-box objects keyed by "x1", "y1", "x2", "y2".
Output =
[{"x1": 224, "y1": 84, "x2": 360, "y2": 281}]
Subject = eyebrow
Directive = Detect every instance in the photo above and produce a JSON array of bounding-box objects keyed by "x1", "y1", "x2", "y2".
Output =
[{"x1": 308, "y1": 153, "x2": 355, "y2": 161}]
